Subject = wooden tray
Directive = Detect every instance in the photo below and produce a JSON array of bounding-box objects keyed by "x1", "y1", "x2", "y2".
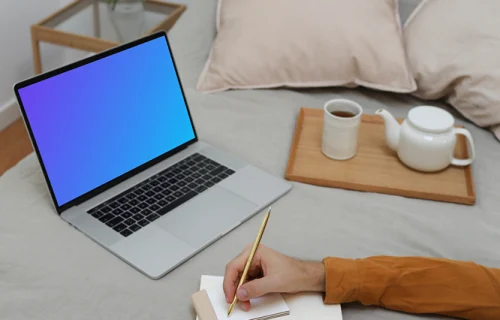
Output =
[{"x1": 285, "y1": 108, "x2": 475, "y2": 205}]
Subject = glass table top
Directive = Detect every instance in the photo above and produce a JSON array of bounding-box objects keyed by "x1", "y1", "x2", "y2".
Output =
[{"x1": 42, "y1": 0, "x2": 180, "y2": 43}]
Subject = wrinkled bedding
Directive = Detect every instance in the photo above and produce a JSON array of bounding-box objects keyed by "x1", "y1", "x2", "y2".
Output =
[{"x1": 1, "y1": 1, "x2": 499, "y2": 319}]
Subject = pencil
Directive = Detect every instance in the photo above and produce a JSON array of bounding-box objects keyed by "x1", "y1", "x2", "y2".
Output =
[{"x1": 227, "y1": 207, "x2": 272, "y2": 316}]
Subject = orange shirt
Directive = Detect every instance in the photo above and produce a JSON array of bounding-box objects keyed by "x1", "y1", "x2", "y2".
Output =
[{"x1": 323, "y1": 257, "x2": 500, "y2": 319}]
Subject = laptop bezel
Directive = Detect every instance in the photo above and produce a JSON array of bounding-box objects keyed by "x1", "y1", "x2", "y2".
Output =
[{"x1": 13, "y1": 31, "x2": 198, "y2": 215}]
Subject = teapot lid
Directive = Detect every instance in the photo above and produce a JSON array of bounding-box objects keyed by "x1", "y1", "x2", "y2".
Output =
[{"x1": 408, "y1": 106, "x2": 455, "y2": 134}]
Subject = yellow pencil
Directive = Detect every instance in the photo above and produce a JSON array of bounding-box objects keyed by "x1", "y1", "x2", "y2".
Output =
[{"x1": 227, "y1": 207, "x2": 272, "y2": 316}]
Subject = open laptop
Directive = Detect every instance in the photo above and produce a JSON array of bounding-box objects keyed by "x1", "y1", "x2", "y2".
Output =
[{"x1": 13, "y1": 32, "x2": 291, "y2": 279}]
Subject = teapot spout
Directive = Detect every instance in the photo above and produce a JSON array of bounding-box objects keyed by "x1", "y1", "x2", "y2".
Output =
[{"x1": 376, "y1": 109, "x2": 400, "y2": 151}]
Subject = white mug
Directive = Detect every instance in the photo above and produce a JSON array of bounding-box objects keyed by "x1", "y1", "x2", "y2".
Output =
[{"x1": 322, "y1": 99, "x2": 363, "y2": 160}]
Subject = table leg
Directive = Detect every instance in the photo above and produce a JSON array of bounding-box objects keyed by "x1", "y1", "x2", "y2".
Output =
[
  {"x1": 31, "y1": 27, "x2": 42, "y2": 75},
  {"x1": 93, "y1": 0, "x2": 101, "y2": 38}
]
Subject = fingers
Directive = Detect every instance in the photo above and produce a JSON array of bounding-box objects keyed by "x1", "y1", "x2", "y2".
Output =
[
  {"x1": 223, "y1": 248, "x2": 253, "y2": 303},
  {"x1": 223, "y1": 264, "x2": 240, "y2": 303},
  {"x1": 223, "y1": 244, "x2": 268, "y2": 303},
  {"x1": 238, "y1": 300, "x2": 251, "y2": 312},
  {"x1": 237, "y1": 276, "x2": 281, "y2": 301}
]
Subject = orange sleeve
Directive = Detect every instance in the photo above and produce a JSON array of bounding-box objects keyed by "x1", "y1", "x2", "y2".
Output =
[{"x1": 322, "y1": 256, "x2": 500, "y2": 320}]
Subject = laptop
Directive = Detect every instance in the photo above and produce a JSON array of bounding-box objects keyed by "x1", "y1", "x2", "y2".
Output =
[{"x1": 13, "y1": 32, "x2": 291, "y2": 279}]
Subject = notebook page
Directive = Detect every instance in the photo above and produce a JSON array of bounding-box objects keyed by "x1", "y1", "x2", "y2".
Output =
[
  {"x1": 197, "y1": 276, "x2": 289, "y2": 320},
  {"x1": 196, "y1": 276, "x2": 220, "y2": 320}
]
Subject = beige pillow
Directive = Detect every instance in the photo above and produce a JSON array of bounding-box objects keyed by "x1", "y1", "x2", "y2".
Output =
[
  {"x1": 197, "y1": 0, "x2": 416, "y2": 93},
  {"x1": 404, "y1": 0, "x2": 500, "y2": 140}
]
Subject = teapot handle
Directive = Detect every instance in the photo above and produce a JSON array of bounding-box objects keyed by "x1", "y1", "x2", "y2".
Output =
[{"x1": 451, "y1": 128, "x2": 475, "y2": 166}]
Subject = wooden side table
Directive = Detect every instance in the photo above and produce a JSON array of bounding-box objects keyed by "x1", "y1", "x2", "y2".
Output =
[{"x1": 31, "y1": 0, "x2": 186, "y2": 74}]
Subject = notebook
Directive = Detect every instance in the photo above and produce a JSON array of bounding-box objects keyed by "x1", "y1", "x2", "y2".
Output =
[
  {"x1": 193, "y1": 275, "x2": 290, "y2": 320},
  {"x1": 192, "y1": 275, "x2": 343, "y2": 320}
]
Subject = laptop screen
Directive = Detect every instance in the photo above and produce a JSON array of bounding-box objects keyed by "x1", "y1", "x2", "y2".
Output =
[{"x1": 16, "y1": 35, "x2": 196, "y2": 208}]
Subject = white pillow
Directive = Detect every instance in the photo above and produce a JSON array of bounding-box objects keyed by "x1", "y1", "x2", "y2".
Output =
[
  {"x1": 404, "y1": 0, "x2": 500, "y2": 140},
  {"x1": 197, "y1": 0, "x2": 416, "y2": 94}
]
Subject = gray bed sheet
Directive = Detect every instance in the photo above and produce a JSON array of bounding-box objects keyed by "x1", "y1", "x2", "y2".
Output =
[{"x1": 1, "y1": 1, "x2": 499, "y2": 319}]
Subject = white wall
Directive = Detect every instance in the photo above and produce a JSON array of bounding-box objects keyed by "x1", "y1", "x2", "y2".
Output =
[{"x1": 0, "y1": 0, "x2": 68, "y2": 130}]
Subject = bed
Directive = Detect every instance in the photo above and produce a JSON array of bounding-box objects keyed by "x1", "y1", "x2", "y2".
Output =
[{"x1": 1, "y1": 1, "x2": 499, "y2": 319}]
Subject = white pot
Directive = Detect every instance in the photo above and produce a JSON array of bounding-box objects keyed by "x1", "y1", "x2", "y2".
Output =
[{"x1": 108, "y1": 0, "x2": 145, "y2": 43}]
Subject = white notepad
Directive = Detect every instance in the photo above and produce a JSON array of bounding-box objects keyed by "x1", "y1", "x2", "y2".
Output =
[
  {"x1": 195, "y1": 275, "x2": 342, "y2": 320},
  {"x1": 197, "y1": 275, "x2": 289, "y2": 320}
]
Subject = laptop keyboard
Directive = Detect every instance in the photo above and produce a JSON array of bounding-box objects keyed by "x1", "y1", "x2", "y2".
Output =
[{"x1": 86, "y1": 153, "x2": 235, "y2": 237}]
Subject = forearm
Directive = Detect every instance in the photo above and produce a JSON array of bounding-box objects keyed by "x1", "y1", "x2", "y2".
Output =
[
  {"x1": 297, "y1": 260, "x2": 326, "y2": 292},
  {"x1": 322, "y1": 256, "x2": 500, "y2": 320}
]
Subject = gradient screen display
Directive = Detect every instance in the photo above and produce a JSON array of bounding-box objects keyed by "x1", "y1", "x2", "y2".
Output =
[{"x1": 17, "y1": 36, "x2": 196, "y2": 207}]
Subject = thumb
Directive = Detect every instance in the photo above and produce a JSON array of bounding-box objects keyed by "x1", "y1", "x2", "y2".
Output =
[{"x1": 237, "y1": 276, "x2": 281, "y2": 301}]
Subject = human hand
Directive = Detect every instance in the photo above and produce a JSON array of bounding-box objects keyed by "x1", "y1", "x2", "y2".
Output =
[{"x1": 223, "y1": 245, "x2": 325, "y2": 311}]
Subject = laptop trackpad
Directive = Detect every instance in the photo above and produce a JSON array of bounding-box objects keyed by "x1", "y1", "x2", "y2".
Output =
[{"x1": 156, "y1": 186, "x2": 257, "y2": 248}]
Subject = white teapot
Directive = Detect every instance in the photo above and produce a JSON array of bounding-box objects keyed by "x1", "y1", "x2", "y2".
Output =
[{"x1": 376, "y1": 106, "x2": 475, "y2": 172}]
